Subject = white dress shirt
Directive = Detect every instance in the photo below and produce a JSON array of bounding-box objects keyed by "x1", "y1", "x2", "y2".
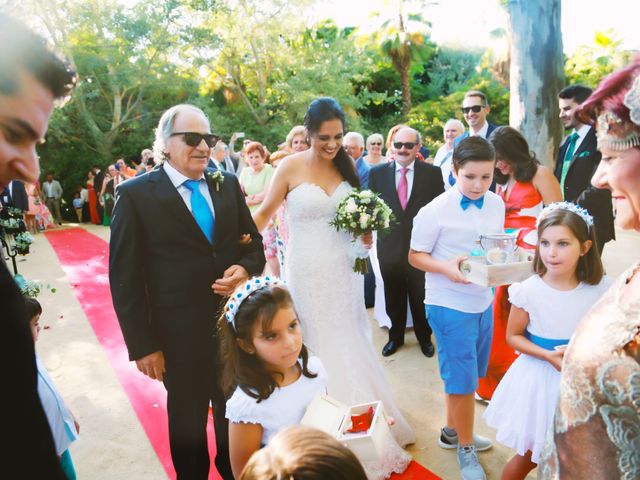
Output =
[
  {"x1": 394, "y1": 160, "x2": 415, "y2": 199},
  {"x1": 163, "y1": 161, "x2": 215, "y2": 219},
  {"x1": 469, "y1": 121, "x2": 489, "y2": 139},
  {"x1": 434, "y1": 146, "x2": 454, "y2": 191},
  {"x1": 411, "y1": 185, "x2": 506, "y2": 313}
]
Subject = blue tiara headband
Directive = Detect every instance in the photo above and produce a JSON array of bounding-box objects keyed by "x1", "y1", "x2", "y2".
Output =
[
  {"x1": 536, "y1": 201, "x2": 594, "y2": 230},
  {"x1": 225, "y1": 275, "x2": 284, "y2": 331}
]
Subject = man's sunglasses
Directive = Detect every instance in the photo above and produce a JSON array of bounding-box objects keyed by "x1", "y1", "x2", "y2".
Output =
[
  {"x1": 393, "y1": 142, "x2": 417, "y2": 150},
  {"x1": 170, "y1": 132, "x2": 219, "y2": 148},
  {"x1": 461, "y1": 105, "x2": 485, "y2": 114}
]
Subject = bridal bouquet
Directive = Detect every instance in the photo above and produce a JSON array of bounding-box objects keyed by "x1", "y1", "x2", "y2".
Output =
[{"x1": 330, "y1": 189, "x2": 394, "y2": 273}]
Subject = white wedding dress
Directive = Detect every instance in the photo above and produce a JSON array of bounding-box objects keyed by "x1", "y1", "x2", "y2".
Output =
[{"x1": 285, "y1": 181, "x2": 414, "y2": 478}]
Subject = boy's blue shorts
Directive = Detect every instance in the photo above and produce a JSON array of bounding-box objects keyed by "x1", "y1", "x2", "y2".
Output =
[{"x1": 426, "y1": 304, "x2": 493, "y2": 395}]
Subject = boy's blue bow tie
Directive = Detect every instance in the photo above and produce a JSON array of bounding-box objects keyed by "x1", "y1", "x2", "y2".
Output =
[{"x1": 460, "y1": 195, "x2": 484, "y2": 210}]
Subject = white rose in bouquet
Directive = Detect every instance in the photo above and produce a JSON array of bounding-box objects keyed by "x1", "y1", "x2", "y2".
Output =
[{"x1": 330, "y1": 188, "x2": 395, "y2": 273}]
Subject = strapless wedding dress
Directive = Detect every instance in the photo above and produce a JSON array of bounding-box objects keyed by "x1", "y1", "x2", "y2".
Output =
[{"x1": 285, "y1": 182, "x2": 415, "y2": 473}]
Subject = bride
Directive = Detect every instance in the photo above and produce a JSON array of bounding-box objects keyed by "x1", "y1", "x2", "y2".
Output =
[{"x1": 253, "y1": 98, "x2": 415, "y2": 449}]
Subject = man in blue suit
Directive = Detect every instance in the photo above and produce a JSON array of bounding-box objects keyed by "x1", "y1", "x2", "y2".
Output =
[
  {"x1": 343, "y1": 131, "x2": 376, "y2": 308},
  {"x1": 343, "y1": 131, "x2": 370, "y2": 188}
]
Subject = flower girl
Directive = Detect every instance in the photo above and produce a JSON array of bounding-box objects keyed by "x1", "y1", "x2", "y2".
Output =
[
  {"x1": 483, "y1": 202, "x2": 612, "y2": 479},
  {"x1": 218, "y1": 276, "x2": 328, "y2": 478}
]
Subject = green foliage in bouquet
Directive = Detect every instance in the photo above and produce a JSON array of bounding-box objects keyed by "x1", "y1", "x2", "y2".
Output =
[
  {"x1": 330, "y1": 189, "x2": 395, "y2": 273},
  {"x1": 330, "y1": 189, "x2": 395, "y2": 236}
]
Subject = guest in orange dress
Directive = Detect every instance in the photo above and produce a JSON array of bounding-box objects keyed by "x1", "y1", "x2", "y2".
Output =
[
  {"x1": 477, "y1": 126, "x2": 562, "y2": 400},
  {"x1": 86, "y1": 171, "x2": 101, "y2": 225}
]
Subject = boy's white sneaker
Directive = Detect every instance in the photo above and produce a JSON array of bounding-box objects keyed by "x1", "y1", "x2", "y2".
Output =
[{"x1": 457, "y1": 445, "x2": 487, "y2": 480}]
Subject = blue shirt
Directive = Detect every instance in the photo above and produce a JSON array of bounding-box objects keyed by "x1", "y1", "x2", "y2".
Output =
[{"x1": 355, "y1": 156, "x2": 370, "y2": 188}]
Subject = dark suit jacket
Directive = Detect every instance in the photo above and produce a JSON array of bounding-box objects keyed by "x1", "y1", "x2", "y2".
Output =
[
  {"x1": 109, "y1": 166, "x2": 265, "y2": 362},
  {"x1": 369, "y1": 161, "x2": 445, "y2": 269},
  {"x1": 1, "y1": 261, "x2": 65, "y2": 478},
  {"x1": 554, "y1": 127, "x2": 615, "y2": 245},
  {"x1": 93, "y1": 170, "x2": 104, "y2": 193},
  {"x1": 454, "y1": 122, "x2": 498, "y2": 146},
  {"x1": 0, "y1": 180, "x2": 29, "y2": 211}
]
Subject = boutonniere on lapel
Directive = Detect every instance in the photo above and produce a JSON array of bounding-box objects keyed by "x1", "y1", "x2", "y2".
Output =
[
  {"x1": 578, "y1": 151, "x2": 590, "y2": 158},
  {"x1": 206, "y1": 170, "x2": 224, "y2": 191}
]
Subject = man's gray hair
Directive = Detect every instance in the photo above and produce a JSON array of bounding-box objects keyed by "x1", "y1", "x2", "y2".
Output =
[
  {"x1": 444, "y1": 119, "x2": 464, "y2": 133},
  {"x1": 153, "y1": 104, "x2": 211, "y2": 162},
  {"x1": 344, "y1": 131, "x2": 365, "y2": 147},
  {"x1": 214, "y1": 141, "x2": 227, "y2": 154},
  {"x1": 394, "y1": 127, "x2": 421, "y2": 144}
]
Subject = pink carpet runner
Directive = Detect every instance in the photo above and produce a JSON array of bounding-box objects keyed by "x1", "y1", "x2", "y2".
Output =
[{"x1": 45, "y1": 227, "x2": 440, "y2": 480}]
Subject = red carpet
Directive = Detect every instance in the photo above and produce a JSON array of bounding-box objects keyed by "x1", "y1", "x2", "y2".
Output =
[
  {"x1": 46, "y1": 227, "x2": 440, "y2": 480},
  {"x1": 46, "y1": 227, "x2": 220, "y2": 480}
]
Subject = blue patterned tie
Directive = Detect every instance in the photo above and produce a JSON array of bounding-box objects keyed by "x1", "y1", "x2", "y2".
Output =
[
  {"x1": 183, "y1": 179, "x2": 214, "y2": 243},
  {"x1": 448, "y1": 170, "x2": 456, "y2": 186},
  {"x1": 460, "y1": 194, "x2": 484, "y2": 210}
]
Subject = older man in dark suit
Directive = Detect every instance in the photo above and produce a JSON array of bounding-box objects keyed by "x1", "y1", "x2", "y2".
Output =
[
  {"x1": 109, "y1": 104, "x2": 265, "y2": 480},
  {"x1": 369, "y1": 127, "x2": 444, "y2": 357},
  {"x1": 556, "y1": 85, "x2": 615, "y2": 253}
]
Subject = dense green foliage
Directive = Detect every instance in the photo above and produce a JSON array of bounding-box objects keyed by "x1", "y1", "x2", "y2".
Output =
[{"x1": 10, "y1": 0, "x2": 634, "y2": 205}]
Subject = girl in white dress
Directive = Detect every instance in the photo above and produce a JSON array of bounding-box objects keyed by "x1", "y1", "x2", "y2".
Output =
[
  {"x1": 483, "y1": 203, "x2": 612, "y2": 479},
  {"x1": 220, "y1": 277, "x2": 328, "y2": 478},
  {"x1": 252, "y1": 98, "x2": 415, "y2": 451}
]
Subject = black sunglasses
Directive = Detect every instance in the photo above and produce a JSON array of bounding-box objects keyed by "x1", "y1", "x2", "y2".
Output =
[
  {"x1": 461, "y1": 105, "x2": 485, "y2": 114},
  {"x1": 170, "y1": 132, "x2": 219, "y2": 148},
  {"x1": 393, "y1": 142, "x2": 417, "y2": 150}
]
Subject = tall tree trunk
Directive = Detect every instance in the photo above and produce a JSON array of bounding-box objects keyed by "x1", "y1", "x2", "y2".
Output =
[
  {"x1": 401, "y1": 65, "x2": 411, "y2": 118},
  {"x1": 507, "y1": 0, "x2": 564, "y2": 168}
]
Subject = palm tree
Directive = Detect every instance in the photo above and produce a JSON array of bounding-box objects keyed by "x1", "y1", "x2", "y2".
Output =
[{"x1": 375, "y1": 1, "x2": 433, "y2": 117}]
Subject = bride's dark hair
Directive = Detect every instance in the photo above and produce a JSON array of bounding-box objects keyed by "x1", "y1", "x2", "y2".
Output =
[{"x1": 304, "y1": 97, "x2": 360, "y2": 188}]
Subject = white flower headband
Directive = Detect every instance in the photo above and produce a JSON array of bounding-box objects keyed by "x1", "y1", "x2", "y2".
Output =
[
  {"x1": 536, "y1": 202, "x2": 594, "y2": 230},
  {"x1": 224, "y1": 275, "x2": 284, "y2": 331}
]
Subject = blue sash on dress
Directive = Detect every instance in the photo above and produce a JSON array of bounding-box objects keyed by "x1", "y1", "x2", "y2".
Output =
[{"x1": 525, "y1": 331, "x2": 569, "y2": 351}]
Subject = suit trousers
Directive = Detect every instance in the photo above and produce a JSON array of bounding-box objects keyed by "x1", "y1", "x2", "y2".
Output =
[
  {"x1": 45, "y1": 198, "x2": 62, "y2": 224},
  {"x1": 380, "y1": 263, "x2": 431, "y2": 345},
  {"x1": 163, "y1": 337, "x2": 232, "y2": 480}
]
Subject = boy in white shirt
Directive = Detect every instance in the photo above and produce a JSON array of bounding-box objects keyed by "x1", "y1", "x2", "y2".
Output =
[{"x1": 409, "y1": 137, "x2": 505, "y2": 480}]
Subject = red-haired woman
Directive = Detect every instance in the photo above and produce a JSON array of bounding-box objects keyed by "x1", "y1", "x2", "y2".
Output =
[
  {"x1": 239, "y1": 142, "x2": 274, "y2": 213},
  {"x1": 239, "y1": 141, "x2": 277, "y2": 274},
  {"x1": 539, "y1": 57, "x2": 640, "y2": 479}
]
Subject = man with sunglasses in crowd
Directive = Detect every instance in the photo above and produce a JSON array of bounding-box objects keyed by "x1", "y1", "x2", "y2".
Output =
[
  {"x1": 458, "y1": 90, "x2": 497, "y2": 142},
  {"x1": 109, "y1": 104, "x2": 265, "y2": 480},
  {"x1": 450, "y1": 90, "x2": 498, "y2": 191},
  {"x1": 369, "y1": 127, "x2": 444, "y2": 358},
  {"x1": 0, "y1": 14, "x2": 76, "y2": 478}
]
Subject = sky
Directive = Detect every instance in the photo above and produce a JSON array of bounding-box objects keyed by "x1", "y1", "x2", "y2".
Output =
[{"x1": 309, "y1": 0, "x2": 639, "y2": 54}]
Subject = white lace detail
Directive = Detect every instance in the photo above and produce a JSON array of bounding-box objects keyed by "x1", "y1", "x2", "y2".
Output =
[
  {"x1": 285, "y1": 181, "x2": 415, "y2": 471},
  {"x1": 363, "y1": 445, "x2": 412, "y2": 480}
]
